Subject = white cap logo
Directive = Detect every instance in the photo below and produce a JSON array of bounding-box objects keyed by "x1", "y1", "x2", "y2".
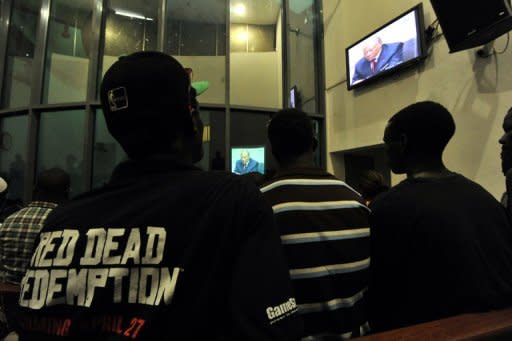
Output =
[{"x1": 108, "y1": 87, "x2": 129, "y2": 112}]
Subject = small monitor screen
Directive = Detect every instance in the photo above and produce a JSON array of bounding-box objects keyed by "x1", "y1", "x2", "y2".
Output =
[
  {"x1": 346, "y1": 4, "x2": 425, "y2": 90},
  {"x1": 231, "y1": 146, "x2": 265, "y2": 175}
]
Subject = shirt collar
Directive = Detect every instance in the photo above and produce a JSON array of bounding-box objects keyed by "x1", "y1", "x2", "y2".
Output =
[
  {"x1": 272, "y1": 167, "x2": 330, "y2": 179},
  {"x1": 27, "y1": 201, "x2": 58, "y2": 209}
]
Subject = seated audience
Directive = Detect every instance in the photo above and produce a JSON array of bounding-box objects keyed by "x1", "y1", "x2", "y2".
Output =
[
  {"x1": 369, "y1": 101, "x2": 512, "y2": 332},
  {"x1": 261, "y1": 109, "x2": 371, "y2": 339},
  {"x1": 499, "y1": 106, "x2": 512, "y2": 214},
  {"x1": 359, "y1": 170, "x2": 389, "y2": 205},
  {"x1": 0, "y1": 168, "x2": 69, "y2": 285},
  {"x1": 0, "y1": 168, "x2": 69, "y2": 335},
  {"x1": 16, "y1": 52, "x2": 301, "y2": 340}
]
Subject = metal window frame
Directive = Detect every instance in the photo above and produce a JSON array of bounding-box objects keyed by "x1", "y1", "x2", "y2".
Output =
[
  {"x1": 0, "y1": 0, "x2": 13, "y2": 109},
  {"x1": 0, "y1": 0, "x2": 327, "y2": 202}
]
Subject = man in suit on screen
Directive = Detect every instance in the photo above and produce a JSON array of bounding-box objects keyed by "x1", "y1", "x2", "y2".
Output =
[{"x1": 352, "y1": 36, "x2": 404, "y2": 84}]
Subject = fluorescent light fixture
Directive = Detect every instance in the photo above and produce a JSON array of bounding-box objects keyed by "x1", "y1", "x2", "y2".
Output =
[
  {"x1": 231, "y1": 3, "x2": 246, "y2": 16},
  {"x1": 114, "y1": 9, "x2": 154, "y2": 21}
]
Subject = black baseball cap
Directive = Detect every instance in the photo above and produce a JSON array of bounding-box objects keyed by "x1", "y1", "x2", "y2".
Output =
[{"x1": 100, "y1": 51, "x2": 192, "y2": 159}]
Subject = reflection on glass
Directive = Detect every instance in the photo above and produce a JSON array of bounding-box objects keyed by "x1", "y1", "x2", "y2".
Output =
[
  {"x1": 230, "y1": 0, "x2": 282, "y2": 109},
  {"x1": 101, "y1": 0, "x2": 159, "y2": 76},
  {"x1": 1, "y1": 0, "x2": 42, "y2": 108},
  {"x1": 38, "y1": 110, "x2": 86, "y2": 197},
  {"x1": 0, "y1": 116, "x2": 29, "y2": 202},
  {"x1": 93, "y1": 110, "x2": 127, "y2": 189},
  {"x1": 166, "y1": 0, "x2": 226, "y2": 105},
  {"x1": 287, "y1": 0, "x2": 317, "y2": 113},
  {"x1": 43, "y1": 0, "x2": 93, "y2": 104}
]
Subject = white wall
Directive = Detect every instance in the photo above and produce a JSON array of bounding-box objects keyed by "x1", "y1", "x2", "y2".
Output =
[
  {"x1": 323, "y1": 0, "x2": 512, "y2": 198},
  {"x1": 230, "y1": 12, "x2": 283, "y2": 109}
]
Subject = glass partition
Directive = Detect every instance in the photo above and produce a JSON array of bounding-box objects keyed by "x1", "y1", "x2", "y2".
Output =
[
  {"x1": 37, "y1": 109, "x2": 86, "y2": 197},
  {"x1": 92, "y1": 109, "x2": 127, "y2": 189},
  {"x1": 287, "y1": 0, "x2": 317, "y2": 113},
  {"x1": 230, "y1": 0, "x2": 283, "y2": 109},
  {"x1": 43, "y1": 0, "x2": 94, "y2": 104},
  {"x1": 166, "y1": 0, "x2": 227, "y2": 105},
  {"x1": 1, "y1": 0, "x2": 42, "y2": 108},
  {"x1": 101, "y1": 0, "x2": 160, "y2": 77},
  {"x1": 0, "y1": 115, "x2": 29, "y2": 202},
  {"x1": 0, "y1": 0, "x2": 325, "y2": 199}
]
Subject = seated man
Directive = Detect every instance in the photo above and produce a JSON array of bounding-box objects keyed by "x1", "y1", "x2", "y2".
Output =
[
  {"x1": 369, "y1": 101, "x2": 512, "y2": 332},
  {"x1": 261, "y1": 109, "x2": 371, "y2": 339},
  {"x1": 0, "y1": 168, "x2": 69, "y2": 284},
  {"x1": 234, "y1": 150, "x2": 260, "y2": 174},
  {"x1": 16, "y1": 52, "x2": 301, "y2": 340},
  {"x1": 0, "y1": 168, "x2": 69, "y2": 333}
]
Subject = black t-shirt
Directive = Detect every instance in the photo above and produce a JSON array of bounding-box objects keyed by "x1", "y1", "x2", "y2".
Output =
[
  {"x1": 16, "y1": 158, "x2": 302, "y2": 340},
  {"x1": 369, "y1": 173, "x2": 512, "y2": 332}
]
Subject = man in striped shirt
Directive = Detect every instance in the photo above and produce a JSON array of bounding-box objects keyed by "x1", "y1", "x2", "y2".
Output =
[{"x1": 261, "y1": 109, "x2": 371, "y2": 340}]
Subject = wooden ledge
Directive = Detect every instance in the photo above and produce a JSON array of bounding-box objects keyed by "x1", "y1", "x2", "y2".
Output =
[{"x1": 357, "y1": 308, "x2": 512, "y2": 340}]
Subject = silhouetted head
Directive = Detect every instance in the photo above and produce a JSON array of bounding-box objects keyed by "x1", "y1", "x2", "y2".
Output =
[
  {"x1": 359, "y1": 170, "x2": 389, "y2": 203},
  {"x1": 499, "y1": 107, "x2": 512, "y2": 175},
  {"x1": 384, "y1": 101, "x2": 455, "y2": 174},
  {"x1": 268, "y1": 109, "x2": 317, "y2": 167},
  {"x1": 33, "y1": 168, "x2": 70, "y2": 204},
  {"x1": 100, "y1": 51, "x2": 203, "y2": 163}
]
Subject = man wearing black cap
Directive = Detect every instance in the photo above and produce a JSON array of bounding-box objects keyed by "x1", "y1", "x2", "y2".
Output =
[
  {"x1": 369, "y1": 101, "x2": 512, "y2": 332},
  {"x1": 16, "y1": 52, "x2": 302, "y2": 340}
]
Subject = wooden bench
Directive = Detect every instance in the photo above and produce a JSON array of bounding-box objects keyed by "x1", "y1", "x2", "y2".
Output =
[
  {"x1": 357, "y1": 308, "x2": 512, "y2": 340},
  {"x1": 0, "y1": 283, "x2": 19, "y2": 294}
]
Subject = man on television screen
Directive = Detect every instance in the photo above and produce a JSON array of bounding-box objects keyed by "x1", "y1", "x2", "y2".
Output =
[
  {"x1": 234, "y1": 150, "x2": 260, "y2": 174},
  {"x1": 352, "y1": 36, "x2": 404, "y2": 84}
]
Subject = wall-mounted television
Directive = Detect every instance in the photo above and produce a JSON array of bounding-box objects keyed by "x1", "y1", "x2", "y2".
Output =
[
  {"x1": 231, "y1": 146, "x2": 265, "y2": 175},
  {"x1": 346, "y1": 4, "x2": 427, "y2": 91}
]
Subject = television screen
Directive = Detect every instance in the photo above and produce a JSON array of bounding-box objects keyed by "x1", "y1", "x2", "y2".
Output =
[
  {"x1": 231, "y1": 146, "x2": 265, "y2": 175},
  {"x1": 290, "y1": 86, "x2": 297, "y2": 108},
  {"x1": 346, "y1": 4, "x2": 426, "y2": 90}
]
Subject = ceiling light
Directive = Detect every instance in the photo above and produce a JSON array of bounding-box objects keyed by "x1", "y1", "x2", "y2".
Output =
[
  {"x1": 114, "y1": 9, "x2": 154, "y2": 21},
  {"x1": 231, "y1": 3, "x2": 246, "y2": 16}
]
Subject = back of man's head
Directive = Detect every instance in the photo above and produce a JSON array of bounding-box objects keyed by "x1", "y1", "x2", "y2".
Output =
[
  {"x1": 100, "y1": 51, "x2": 194, "y2": 160},
  {"x1": 387, "y1": 101, "x2": 455, "y2": 158},
  {"x1": 33, "y1": 168, "x2": 70, "y2": 203},
  {"x1": 268, "y1": 109, "x2": 315, "y2": 164}
]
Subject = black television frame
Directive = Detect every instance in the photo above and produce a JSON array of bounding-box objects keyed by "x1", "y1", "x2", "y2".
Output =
[{"x1": 345, "y1": 3, "x2": 427, "y2": 91}]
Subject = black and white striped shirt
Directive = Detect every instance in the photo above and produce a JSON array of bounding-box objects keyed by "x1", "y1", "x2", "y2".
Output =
[{"x1": 261, "y1": 168, "x2": 370, "y2": 340}]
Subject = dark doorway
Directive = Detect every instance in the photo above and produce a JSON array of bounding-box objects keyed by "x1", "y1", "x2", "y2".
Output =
[{"x1": 335, "y1": 144, "x2": 391, "y2": 193}]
